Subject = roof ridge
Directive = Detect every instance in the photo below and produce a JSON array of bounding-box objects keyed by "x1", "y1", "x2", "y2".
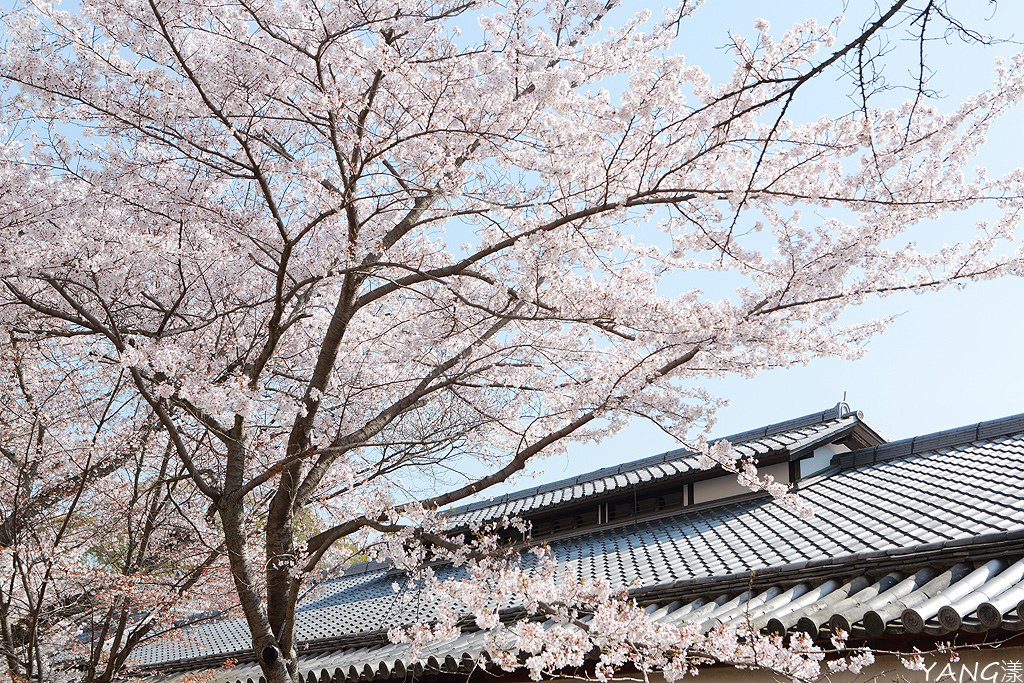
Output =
[
  {"x1": 720, "y1": 402, "x2": 853, "y2": 443},
  {"x1": 837, "y1": 411, "x2": 1024, "y2": 469},
  {"x1": 448, "y1": 403, "x2": 854, "y2": 517}
]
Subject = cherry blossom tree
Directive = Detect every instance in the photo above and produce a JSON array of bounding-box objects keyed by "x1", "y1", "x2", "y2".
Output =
[
  {"x1": 0, "y1": 0, "x2": 1022, "y2": 681},
  {"x1": 0, "y1": 342, "x2": 232, "y2": 682}
]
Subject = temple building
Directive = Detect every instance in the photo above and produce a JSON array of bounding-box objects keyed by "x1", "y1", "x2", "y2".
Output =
[{"x1": 139, "y1": 404, "x2": 1024, "y2": 683}]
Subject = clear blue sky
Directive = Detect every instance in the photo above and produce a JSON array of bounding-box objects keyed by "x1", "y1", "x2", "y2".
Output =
[{"x1": 482, "y1": 0, "x2": 1024, "y2": 495}]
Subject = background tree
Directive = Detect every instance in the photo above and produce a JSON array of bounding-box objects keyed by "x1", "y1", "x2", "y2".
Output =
[
  {"x1": 0, "y1": 0, "x2": 1022, "y2": 681},
  {"x1": 0, "y1": 343, "x2": 230, "y2": 682}
]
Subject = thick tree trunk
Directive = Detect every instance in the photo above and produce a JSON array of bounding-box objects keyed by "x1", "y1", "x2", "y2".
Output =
[
  {"x1": 220, "y1": 502, "x2": 297, "y2": 683},
  {"x1": 265, "y1": 486, "x2": 300, "y2": 680}
]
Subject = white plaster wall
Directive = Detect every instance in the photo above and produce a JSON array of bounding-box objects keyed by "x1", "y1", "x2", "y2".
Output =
[
  {"x1": 692, "y1": 462, "x2": 790, "y2": 505},
  {"x1": 801, "y1": 442, "x2": 851, "y2": 478}
]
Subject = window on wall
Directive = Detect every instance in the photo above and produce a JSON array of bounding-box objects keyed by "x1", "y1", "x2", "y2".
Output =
[
  {"x1": 530, "y1": 507, "x2": 599, "y2": 537},
  {"x1": 530, "y1": 486, "x2": 690, "y2": 537}
]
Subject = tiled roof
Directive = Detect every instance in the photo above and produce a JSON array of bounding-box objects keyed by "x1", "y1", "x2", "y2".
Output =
[
  {"x1": 148, "y1": 545, "x2": 1024, "y2": 683},
  {"x1": 137, "y1": 413, "x2": 1024, "y2": 678},
  {"x1": 448, "y1": 405, "x2": 874, "y2": 526}
]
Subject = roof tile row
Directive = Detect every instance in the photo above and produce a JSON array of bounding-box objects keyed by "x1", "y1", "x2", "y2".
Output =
[
  {"x1": 150, "y1": 552, "x2": 1024, "y2": 683},
  {"x1": 137, "y1": 423, "x2": 1024, "y2": 670},
  {"x1": 448, "y1": 408, "x2": 866, "y2": 525}
]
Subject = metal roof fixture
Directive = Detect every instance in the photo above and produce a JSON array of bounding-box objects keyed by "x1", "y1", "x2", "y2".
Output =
[{"x1": 137, "y1": 407, "x2": 1024, "y2": 683}]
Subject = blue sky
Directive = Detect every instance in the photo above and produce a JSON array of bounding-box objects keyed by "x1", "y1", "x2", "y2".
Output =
[{"x1": 487, "y1": 0, "x2": 1024, "y2": 493}]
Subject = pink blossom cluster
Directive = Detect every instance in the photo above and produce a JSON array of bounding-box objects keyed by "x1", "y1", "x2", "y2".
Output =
[{"x1": 0, "y1": 0, "x2": 1021, "y2": 680}]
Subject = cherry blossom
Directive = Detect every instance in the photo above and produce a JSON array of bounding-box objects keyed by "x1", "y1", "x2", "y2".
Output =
[{"x1": 1, "y1": 1, "x2": 1022, "y2": 681}]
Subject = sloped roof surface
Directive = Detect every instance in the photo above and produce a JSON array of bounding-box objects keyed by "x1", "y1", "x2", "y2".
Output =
[
  {"x1": 136, "y1": 418, "x2": 1024, "y2": 673},
  {"x1": 150, "y1": 549, "x2": 1024, "y2": 683},
  {"x1": 448, "y1": 407, "x2": 867, "y2": 526}
]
